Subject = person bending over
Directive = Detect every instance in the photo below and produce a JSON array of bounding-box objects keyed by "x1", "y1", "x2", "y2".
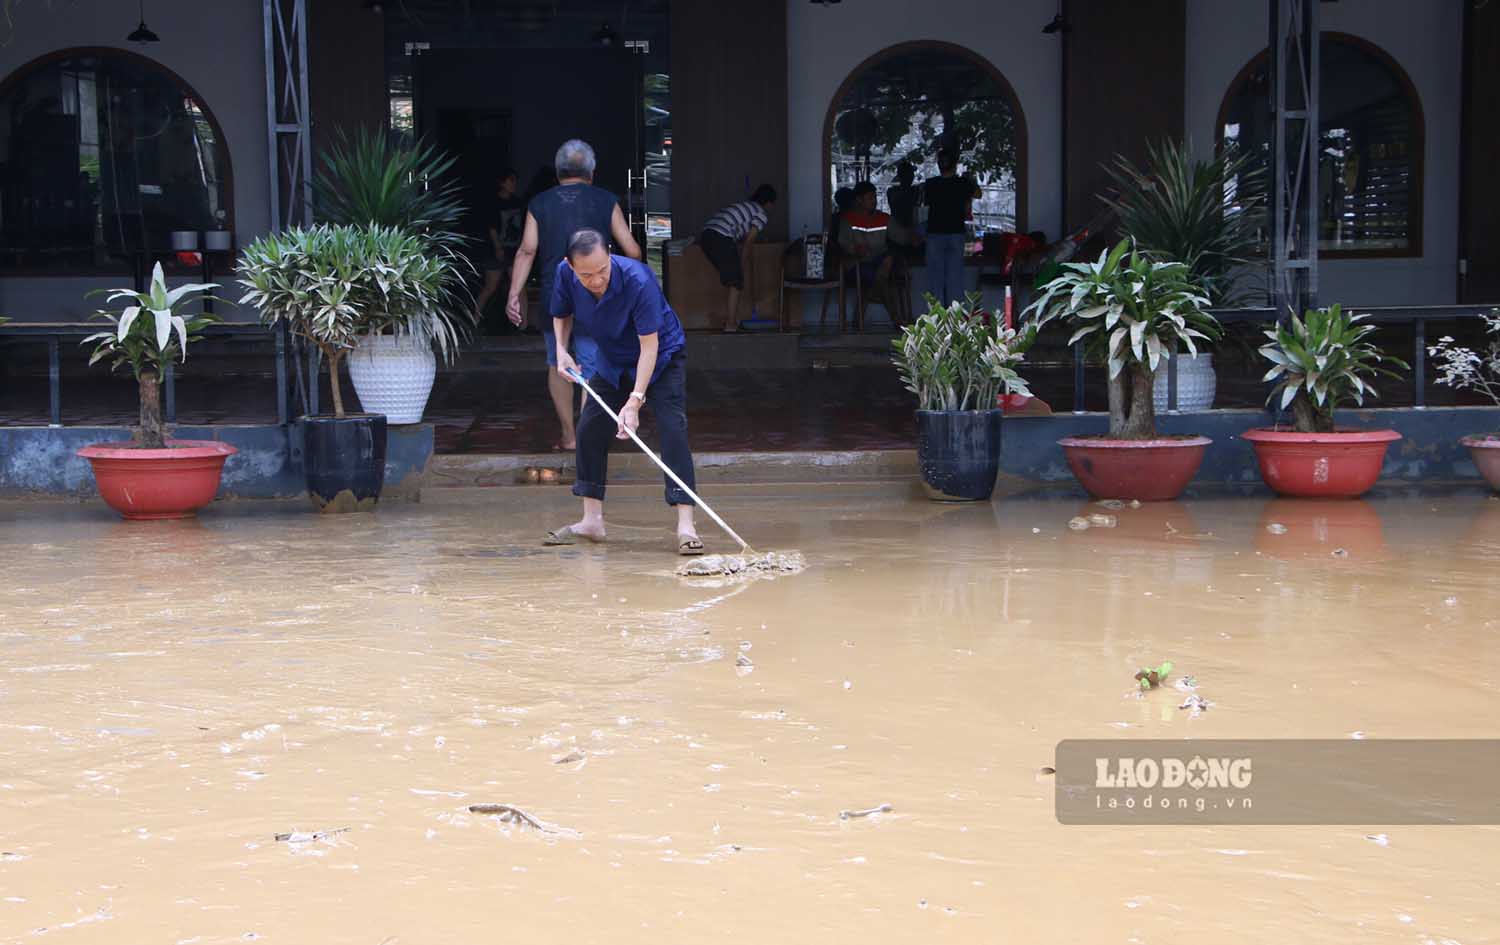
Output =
[{"x1": 698, "y1": 184, "x2": 777, "y2": 332}]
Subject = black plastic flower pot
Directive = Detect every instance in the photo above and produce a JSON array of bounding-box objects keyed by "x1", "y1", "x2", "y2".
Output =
[
  {"x1": 915, "y1": 409, "x2": 1003, "y2": 502},
  {"x1": 299, "y1": 414, "x2": 387, "y2": 513}
]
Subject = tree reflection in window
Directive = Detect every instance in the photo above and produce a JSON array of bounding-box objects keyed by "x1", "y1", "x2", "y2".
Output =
[
  {"x1": 828, "y1": 43, "x2": 1023, "y2": 234},
  {"x1": 1220, "y1": 34, "x2": 1422, "y2": 256},
  {"x1": 0, "y1": 49, "x2": 231, "y2": 273}
]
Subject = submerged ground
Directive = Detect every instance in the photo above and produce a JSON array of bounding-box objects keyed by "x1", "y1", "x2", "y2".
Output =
[{"x1": 2, "y1": 484, "x2": 1498, "y2": 943}]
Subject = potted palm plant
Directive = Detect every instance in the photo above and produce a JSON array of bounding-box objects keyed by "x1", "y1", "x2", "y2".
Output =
[
  {"x1": 892, "y1": 294, "x2": 1032, "y2": 501},
  {"x1": 313, "y1": 129, "x2": 473, "y2": 424},
  {"x1": 1024, "y1": 239, "x2": 1218, "y2": 501},
  {"x1": 75, "y1": 262, "x2": 235, "y2": 520},
  {"x1": 237, "y1": 224, "x2": 457, "y2": 511},
  {"x1": 1102, "y1": 138, "x2": 1265, "y2": 412},
  {"x1": 1429, "y1": 309, "x2": 1500, "y2": 490},
  {"x1": 1243, "y1": 304, "x2": 1408, "y2": 498}
]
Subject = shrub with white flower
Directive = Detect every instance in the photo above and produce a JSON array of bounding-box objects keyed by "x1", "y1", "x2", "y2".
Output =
[{"x1": 1428, "y1": 309, "x2": 1500, "y2": 406}]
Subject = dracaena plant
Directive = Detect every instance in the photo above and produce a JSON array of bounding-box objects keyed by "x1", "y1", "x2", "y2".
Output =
[
  {"x1": 313, "y1": 128, "x2": 466, "y2": 250},
  {"x1": 1024, "y1": 239, "x2": 1218, "y2": 439},
  {"x1": 892, "y1": 293, "x2": 1032, "y2": 412},
  {"x1": 1261, "y1": 303, "x2": 1408, "y2": 433},
  {"x1": 81, "y1": 262, "x2": 219, "y2": 449}
]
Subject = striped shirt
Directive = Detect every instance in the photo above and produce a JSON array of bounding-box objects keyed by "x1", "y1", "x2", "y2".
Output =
[{"x1": 703, "y1": 201, "x2": 768, "y2": 242}]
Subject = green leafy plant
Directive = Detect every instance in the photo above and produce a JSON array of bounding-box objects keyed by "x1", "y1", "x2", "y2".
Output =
[
  {"x1": 1102, "y1": 138, "x2": 1266, "y2": 307},
  {"x1": 892, "y1": 293, "x2": 1032, "y2": 412},
  {"x1": 1261, "y1": 304, "x2": 1408, "y2": 433},
  {"x1": 80, "y1": 262, "x2": 218, "y2": 449},
  {"x1": 1024, "y1": 239, "x2": 1218, "y2": 439},
  {"x1": 237, "y1": 224, "x2": 470, "y2": 418}
]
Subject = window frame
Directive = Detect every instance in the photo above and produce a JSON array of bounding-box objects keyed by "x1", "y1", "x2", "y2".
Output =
[
  {"x1": 1215, "y1": 31, "x2": 1425, "y2": 261},
  {"x1": 0, "y1": 45, "x2": 236, "y2": 278}
]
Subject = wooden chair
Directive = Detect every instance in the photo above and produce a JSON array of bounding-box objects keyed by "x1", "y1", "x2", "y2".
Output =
[{"x1": 779, "y1": 237, "x2": 847, "y2": 332}]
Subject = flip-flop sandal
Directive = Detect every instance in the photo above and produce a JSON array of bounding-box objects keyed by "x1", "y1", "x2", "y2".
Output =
[
  {"x1": 544, "y1": 525, "x2": 604, "y2": 546},
  {"x1": 677, "y1": 536, "x2": 705, "y2": 556}
]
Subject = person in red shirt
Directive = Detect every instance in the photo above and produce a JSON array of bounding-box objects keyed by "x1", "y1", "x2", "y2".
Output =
[{"x1": 838, "y1": 181, "x2": 894, "y2": 298}]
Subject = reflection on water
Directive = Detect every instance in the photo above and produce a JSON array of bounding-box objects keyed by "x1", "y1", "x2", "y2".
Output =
[{"x1": 1, "y1": 487, "x2": 1498, "y2": 943}]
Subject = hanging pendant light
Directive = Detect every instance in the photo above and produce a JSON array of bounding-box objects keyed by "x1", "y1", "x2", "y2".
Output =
[{"x1": 128, "y1": 0, "x2": 160, "y2": 44}]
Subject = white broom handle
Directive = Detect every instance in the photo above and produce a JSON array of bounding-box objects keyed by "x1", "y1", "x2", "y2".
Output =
[{"x1": 567, "y1": 369, "x2": 750, "y2": 552}]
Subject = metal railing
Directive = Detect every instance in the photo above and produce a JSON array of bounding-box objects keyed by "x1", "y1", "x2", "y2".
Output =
[
  {"x1": 1072, "y1": 305, "x2": 1499, "y2": 413},
  {"x1": 0, "y1": 322, "x2": 293, "y2": 427}
]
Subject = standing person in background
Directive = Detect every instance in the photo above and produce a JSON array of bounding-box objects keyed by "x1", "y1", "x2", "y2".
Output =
[
  {"x1": 923, "y1": 149, "x2": 981, "y2": 306},
  {"x1": 473, "y1": 169, "x2": 524, "y2": 329},
  {"x1": 885, "y1": 161, "x2": 923, "y2": 262},
  {"x1": 698, "y1": 184, "x2": 776, "y2": 332},
  {"x1": 507, "y1": 139, "x2": 642, "y2": 451}
]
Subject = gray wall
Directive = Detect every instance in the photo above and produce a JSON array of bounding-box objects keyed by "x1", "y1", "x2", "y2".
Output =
[
  {"x1": 0, "y1": 0, "x2": 270, "y2": 322},
  {"x1": 1185, "y1": 0, "x2": 1463, "y2": 307}
]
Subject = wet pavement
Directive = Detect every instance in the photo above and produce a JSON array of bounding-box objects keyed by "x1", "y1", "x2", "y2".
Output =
[{"x1": 2, "y1": 485, "x2": 1500, "y2": 943}]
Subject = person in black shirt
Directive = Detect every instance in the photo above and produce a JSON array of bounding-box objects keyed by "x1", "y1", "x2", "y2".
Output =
[
  {"x1": 885, "y1": 161, "x2": 922, "y2": 261},
  {"x1": 922, "y1": 149, "x2": 982, "y2": 306},
  {"x1": 474, "y1": 169, "x2": 523, "y2": 328}
]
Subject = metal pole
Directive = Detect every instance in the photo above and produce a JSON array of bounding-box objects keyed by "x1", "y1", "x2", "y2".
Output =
[
  {"x1": 263, "y1": 0, "x2": 280, "y2": 232},
  {"x1": 275, "y1": 321, "x2": 289, "y2": 425},
  {"x1": 1413, "y1": 318, "x2": 1426, "y2": 408},
  {"x1": 164, "y1": 359, "x2": 176, "y2": 423},
  {"x1": 47, "y1": 336, "x2": 61, "y2": 427},
  {"x1": 1072, "y1": 340, "x2": 1086, "y2": 413},
  {"x1": 1166, "y1": 348, "x2": 1179, "y2": 412}
]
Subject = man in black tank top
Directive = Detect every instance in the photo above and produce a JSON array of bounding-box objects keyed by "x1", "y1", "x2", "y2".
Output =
[{"x1": 507, "y1": 139, "x2": 642, "y2": 451}]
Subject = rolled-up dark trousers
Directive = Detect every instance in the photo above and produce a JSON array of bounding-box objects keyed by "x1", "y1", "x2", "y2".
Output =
[{"x1": 572, "y1": 351, "x2": 696, "y2": 506}]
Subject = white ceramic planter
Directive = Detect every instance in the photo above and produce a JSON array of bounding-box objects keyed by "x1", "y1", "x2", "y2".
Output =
[
  {"x1": 348, "y1": 334, "x2": 437, "y2": 424},
  {"x1": 1152, "y1": 352, "x2": 1217, "y2": 412}
]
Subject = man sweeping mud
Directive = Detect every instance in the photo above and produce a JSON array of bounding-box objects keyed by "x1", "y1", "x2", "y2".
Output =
[{"x1": 541, "y1": 228, "x2": 705, "y2": 556}]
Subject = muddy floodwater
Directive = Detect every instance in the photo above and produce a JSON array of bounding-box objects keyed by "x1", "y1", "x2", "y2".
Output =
[{"x1": 3, "y1": 483, "x2": 1500, "y2": 943}]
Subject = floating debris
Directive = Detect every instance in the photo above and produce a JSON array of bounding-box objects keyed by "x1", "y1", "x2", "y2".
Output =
[
  {"x1": 1366, "y1": 833, "x2": 1390, "y2": 847},
  {"x1": 735, "y1": 653, "x2": 754, "y2": 676},
  {"x1": 1266, "y1": 523, "x2": 1288, "y2": 535},
  {"x1": 1067, "y1": 517, "x2": 1091, "y2": 531},
  {"x1": 1173, "y1": 675, "x2": 1199, "y2": 692},
  {"x1": 468, "y1": 803, "x2": 575, "y2": 836},
  {"x1": 274, "y1": 827, "x2": 349, "y2": 843},
  {"x1": 1179, "y1": 694, "x2": 1213, "y2": 717},
  {"x1": 839, "y1": 803, "x2": 893, "y2": 820},
  {"x1": 552, "y1": 750, "x2": 585, "y2": 765},
  {"x1": 1088, "y1": 513, "x2": 1118, "y2": 528},
  {"x1": 1036, "y1": 766, "x2": 1056, "y2": 782},
  {"x1": 1134, "y1": 660, "x2": 1174, "y2": 689},
  {"x1": 1096, "y1": 499, "x2": 1126, "y2": 511},
  {"x1": 1332, "y1": 548, "x2": 1350, "y2": 558}
]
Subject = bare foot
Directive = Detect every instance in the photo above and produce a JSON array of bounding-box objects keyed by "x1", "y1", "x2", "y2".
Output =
[{"x1": 570, "y1": 520, "x2": 606, "y2": 542}]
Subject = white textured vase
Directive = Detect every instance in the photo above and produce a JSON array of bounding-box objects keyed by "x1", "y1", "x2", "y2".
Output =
[
  {"x1": 1152, "y1": 352, "x2": 1217, "y2": 412},
  {"x1": 347, "y1": 334, "x2": 437, "y2": 425}
]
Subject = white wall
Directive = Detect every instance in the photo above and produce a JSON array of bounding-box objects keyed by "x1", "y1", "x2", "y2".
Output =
[
  {"x1": 1185, "y1": 0, "x2": 1464, "y2": 306},
  {"x1": 0, "y1": 0, "x2": 270, "y2": 320},
  {"x1": 785, "y1": 0, "x2": 1063, "y2": 244}
]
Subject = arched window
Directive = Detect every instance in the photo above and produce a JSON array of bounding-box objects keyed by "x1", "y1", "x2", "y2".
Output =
[
  {"x1": 0, "y1": 47, "x2": 233, "y2": 275},
  {"x1": 1219, "y1": 33, "x2": 1423, "y2": 257},
  {"x1": 823, "y1": 41, "x2": 1027, "y2": 233}
]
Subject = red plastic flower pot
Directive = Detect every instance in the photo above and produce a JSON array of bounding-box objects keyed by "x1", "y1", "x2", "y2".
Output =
[
  {"x1": 1460, "y1": 434, "x2": 1500, "y2": 492},
  {"x1": 1240, "y1": 427, "x2": 1400, "y2": 499},
  {"x1": 1057, "y1": 435, "x2": 1212, "y2": 502},
  {"x1": 76, "y1": 439, "x2": 237, "y2": 520}
]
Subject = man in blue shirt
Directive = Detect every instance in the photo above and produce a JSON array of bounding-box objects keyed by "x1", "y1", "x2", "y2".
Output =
[{"x1": 542, "y1": 228, "x2": 703, "y2": 555}]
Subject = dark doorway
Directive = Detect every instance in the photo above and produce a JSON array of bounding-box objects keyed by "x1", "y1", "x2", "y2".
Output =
[{"x1": 434, "y1": 107, "x2": 513, "y2": 248}]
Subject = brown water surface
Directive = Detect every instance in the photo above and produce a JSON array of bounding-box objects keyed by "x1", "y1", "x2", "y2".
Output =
[{"x1": 2, "y1": 485, "x2": 1498, "y2": 943}]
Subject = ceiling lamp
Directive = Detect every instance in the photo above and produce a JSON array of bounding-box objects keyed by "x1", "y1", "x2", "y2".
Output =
[{"x1": 127, "y1": 0, "x2": 160, "y2": 43}]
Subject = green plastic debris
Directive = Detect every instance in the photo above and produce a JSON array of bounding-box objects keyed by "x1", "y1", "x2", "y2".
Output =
[{"x1": 1134, "y1": 660, "x2": 1174, "y2": 690}]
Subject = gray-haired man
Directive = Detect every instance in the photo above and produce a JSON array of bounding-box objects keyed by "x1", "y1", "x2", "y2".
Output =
[{"x1": 508, "y1": 139, "x2": 642, "y2": 450}]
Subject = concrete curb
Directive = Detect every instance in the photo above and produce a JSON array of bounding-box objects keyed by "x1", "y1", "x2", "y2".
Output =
[{"x1": 425, "y1": 448, "x2": 919, "y2": 487}]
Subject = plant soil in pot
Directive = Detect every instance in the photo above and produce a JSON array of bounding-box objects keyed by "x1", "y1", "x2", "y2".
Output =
[
  {"x1": 1058, "y1": 435, "x2": 1212, "y2": 501},
  {"x1": 916, "y1": 409, "x2": 1003, "y2": 501},
  {"x1": 1024, "y1": 239, "x2": 1220, "y2": 502},
  {"x1": 78, "y1": 440, "x2": 237, "y2": 520},
  {"x1": 300, "y1": 413, "x2": 387, "y2": 512},
  {"x1": 1251, "y1": 304, "x2": 1408, "y2": 499},
  {"x1": 893, "y1": 294, "x2": 1032, "y2": 503}
]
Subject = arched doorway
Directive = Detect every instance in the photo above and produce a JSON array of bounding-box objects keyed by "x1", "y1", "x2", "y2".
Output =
[
  {"x1": 0, "y1": 46, "x2": 234, "y2": 275},
  {"x1": 821, "y1": 40, "x2": 1028, "y2": 234}
]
